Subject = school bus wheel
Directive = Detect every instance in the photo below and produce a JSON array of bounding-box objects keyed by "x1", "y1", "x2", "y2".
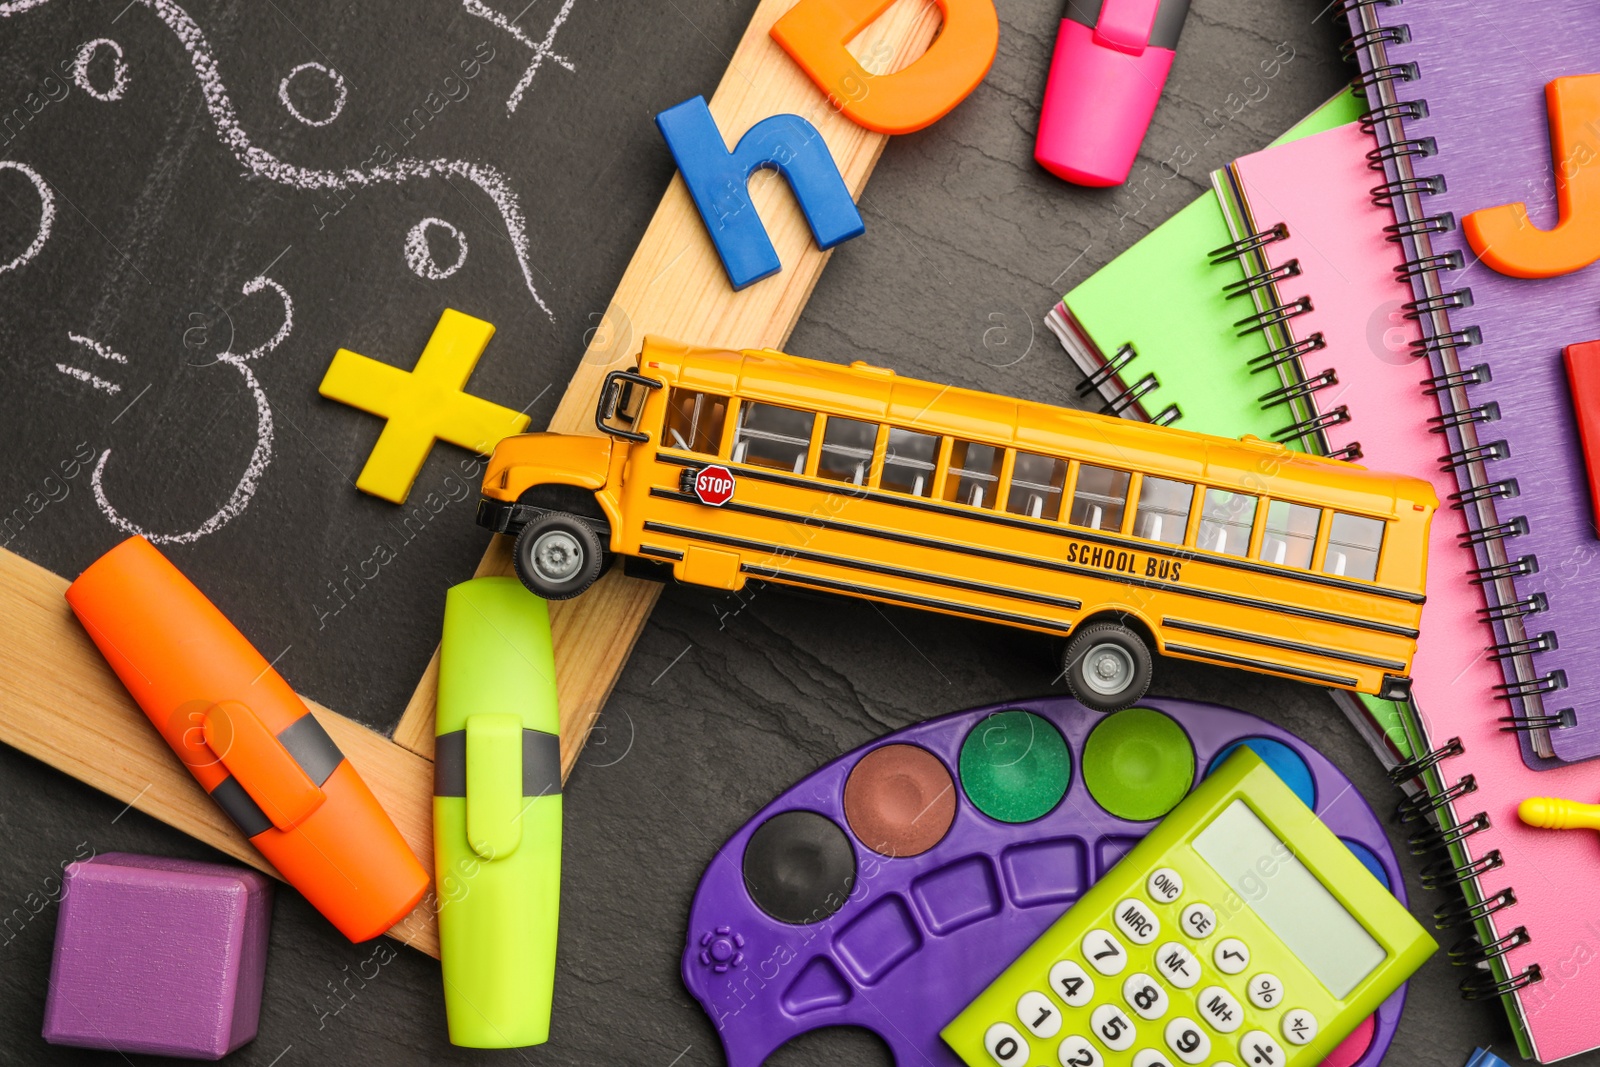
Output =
[
  {"x1": 1062, "y1": 621, "x2": 1153, "y2": 713},
  {"x1": 513, "y1": 512, "x2": 605, "y2": 600}
]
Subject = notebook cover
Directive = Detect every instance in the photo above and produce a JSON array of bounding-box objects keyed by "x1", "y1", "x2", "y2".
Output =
[
  {"x1": 1343, "y1": 3, "x2": 1600, "y2": 1054},
  {"x1": 1225, "y1": 122, "x2": 1507, "y2": 777},
  {"x1": 1347, "y1": 0, "x2": 1600, "y2": 768},
  {"x1": 1048, "y1": 89, "x2": 1363, "y2": 437}
]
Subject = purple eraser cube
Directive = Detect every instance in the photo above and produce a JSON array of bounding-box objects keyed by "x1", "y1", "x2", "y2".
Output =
[{"x1": 43, "y1": 852, "x2": 273, "y2": 1060}]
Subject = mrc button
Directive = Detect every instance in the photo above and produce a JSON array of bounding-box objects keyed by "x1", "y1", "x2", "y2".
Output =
[
  {"x1": 1114, "y1": 898, "x2": 1159, "y2": 944},
  {"x1": 743, "y1": 811, "x2": 857, "y2": 925}
]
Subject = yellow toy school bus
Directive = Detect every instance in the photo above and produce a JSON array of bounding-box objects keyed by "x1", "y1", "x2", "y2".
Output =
[{"x1": 477, "y1": 339, "x2": 1436, "y2": 711}]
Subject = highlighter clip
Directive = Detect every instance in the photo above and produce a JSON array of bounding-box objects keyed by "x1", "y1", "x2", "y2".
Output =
[
  {"x1": 202, "y1": 701, "x2": 326, "y2": 832},
  {"x1": 1093, "y1": 0, "x2": 1161, "y2": 55},
  {"x1": 465, "y1": 713, "x2": 524, "y2": 861}
]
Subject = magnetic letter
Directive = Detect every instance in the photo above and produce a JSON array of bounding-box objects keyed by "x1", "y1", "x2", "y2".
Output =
[
  {"x1": 1465, "y1": 74, "x2": 1600, "y2": 278},
  {"x1": 770, "y1": 0, "x2": 999, "y2": 135},
  {"x1": 656, "y1": 95, "x2": 865, "y2": 290}
]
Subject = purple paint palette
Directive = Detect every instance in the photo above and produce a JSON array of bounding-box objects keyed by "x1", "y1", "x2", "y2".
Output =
[{"x1": 682, "y1": 697, "x2": 1407, "y2": 1067}]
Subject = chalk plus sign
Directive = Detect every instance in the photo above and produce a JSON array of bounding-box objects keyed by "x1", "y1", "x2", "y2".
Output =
[{"x1": 319, "y1": 308, "x2": 530, "y2": 504}]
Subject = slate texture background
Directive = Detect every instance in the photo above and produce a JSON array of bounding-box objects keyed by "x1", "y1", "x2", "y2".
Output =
[{"x1": 0, "y1": 0, "x2": 1558, "y2": 1064}]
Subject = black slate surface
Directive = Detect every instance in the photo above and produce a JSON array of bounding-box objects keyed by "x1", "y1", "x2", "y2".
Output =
[{"x1": 0, "y1": 0, "x2": 1561, "y2": 1064}]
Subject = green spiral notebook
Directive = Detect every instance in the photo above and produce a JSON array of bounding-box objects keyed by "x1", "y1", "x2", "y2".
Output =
[
  {"x1": 1047, "y1": 89, "x2": 1361, "y2": 443},
  {"x1": 1044, "y1": 88, "x2": 1410, "y2": 765}
]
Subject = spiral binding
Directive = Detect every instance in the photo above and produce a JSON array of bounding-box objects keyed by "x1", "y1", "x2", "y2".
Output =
[
  {"x1": 1433, "y1": 888, "x2": 1516, "y2": 931},
  {"x1": 1206, "y1": 224, "x2": 1351, "y2": 453},
  {"x1": 1075, "y1": 343, "x2": 1136, "y2": 398},
  {"x1": 1450, "y1": 926, "x2": 1531, "y2": 966},
  {"x1": 1373, "y1": 175, "x2": 1444, "y2": 207},
  {"x1": 1394, "y1": 773, "x2": 1476, "y2": 823},
  {"x1": 1345, "y1": 0, "x2": 1555, "y2": 1005},
  {"x1": 1102, "y1": 373, "x2": 1159, "y2": 417},
  {"x1": 1387, "y1": 736, "x2": 1462, "y2": 783},
  {"x1": 1420, "y1": 849, "x2": 1501, "y2": 890}
]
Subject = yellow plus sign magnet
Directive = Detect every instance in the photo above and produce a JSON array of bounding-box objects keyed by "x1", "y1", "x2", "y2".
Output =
[{"x1": 319, "y1": 308, "x2": 531, "y2": 504}]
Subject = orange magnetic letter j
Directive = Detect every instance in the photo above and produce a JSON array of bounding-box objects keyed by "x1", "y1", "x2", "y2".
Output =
[{"x1": 1465, "y1": 74, "x2": 1600, "y2": 279}]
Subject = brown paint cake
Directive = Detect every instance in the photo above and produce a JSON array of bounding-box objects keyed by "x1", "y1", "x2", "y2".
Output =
[{"x1": 843, "y1": 744, "x2": 957, "y2": 857}]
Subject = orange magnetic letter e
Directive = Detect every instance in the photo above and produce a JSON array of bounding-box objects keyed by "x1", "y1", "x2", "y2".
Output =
[
  {"x1": 1465, "y1": 74, "x2": 1600, "y2": 279},
  {"x1": 770, "y1": 0, "x2": 999, "y2": 136}
]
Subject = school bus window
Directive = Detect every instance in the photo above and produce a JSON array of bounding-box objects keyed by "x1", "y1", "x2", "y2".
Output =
[
  {"x1": 1069, "y1": 464, "x2": 1131, "y2": 532},
  {"x1": 1325, "y1": 511, "x2": 1385, "y2": 581},
  {"x1": 733, "y1": 402, "x2": 815, "y2": 473},
  {"x1": 1260, "y1": 499, "x2": 1320, "y2": 568},
  {"x1": 817, "y1": 416, "x2": 877, "y2": 485},
  {"x1": 1134, "y1": 476, "x2": 1194, "y2": 545},
  {"x1": 663, "y1": 388, "x2": 728, "y2": 454},
  {"x1": 1007, "y1": 451, "x2": 1067, "y2": 520},
  {"x1": 881, "y1": 427, "x2": 940, "y2": 497},
  {"x1": 944, "y1": 440, "x2": 1004, "y2": 508},
  {"x1": 1197, "y1": 489, "x2": 1256, "y2": 558}
]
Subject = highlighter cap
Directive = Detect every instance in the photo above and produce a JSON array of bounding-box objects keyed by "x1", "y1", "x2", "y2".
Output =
[
  {"x1": 1037, "y1": 0, "x2": 1192, "y2": 186},
  {"x1": 436, "y1": 578, "x2": 559, "y2": 736},
  {"x1": 66, "y1": 536, "x2": 428, "y2": 942}
]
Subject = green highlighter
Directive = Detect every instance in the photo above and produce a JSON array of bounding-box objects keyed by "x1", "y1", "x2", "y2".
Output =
[{"x1": 434, "y1": 577, "x2": 561, "y2": 1048}]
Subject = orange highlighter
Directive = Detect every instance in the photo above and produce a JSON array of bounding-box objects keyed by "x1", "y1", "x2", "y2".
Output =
[{"x1": 65, "y1": 536, "x2": 429, "y2": 942}]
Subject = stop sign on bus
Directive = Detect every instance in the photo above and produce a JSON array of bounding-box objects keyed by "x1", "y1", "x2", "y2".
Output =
[{"x1": 693, "y1": 465, "x2": 735, "y2": 506}]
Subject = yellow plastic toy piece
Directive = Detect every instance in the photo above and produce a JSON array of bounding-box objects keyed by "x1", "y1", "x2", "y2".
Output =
[
  {"x1": 1464, "y1": 74, "x2": 1600, "y2": 279},
  {"x1": 319, "y1": 308, "x2": 530, "y2": 504},
  {"x1": 1519, "y1": 796, "x2": 1600, "y2": 832}
]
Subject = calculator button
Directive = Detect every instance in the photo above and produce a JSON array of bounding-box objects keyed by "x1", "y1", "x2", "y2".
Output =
[
  {"x1": 1083, "y1": 929, "x2": 1128, "y2": 975},
  {"x1": 1196, "y1": 985, "x2": 1243, "y2": 1033},
  {"x1": 1147, "y1": 867, "x2": 1183, "y2": 904},
  {"x1": 1132, "y1": 1050, "x2": 1175, "y2": 1067},
  {"x1": 1180, "y1": 903, "x2": 1216, "y2": 939},
  {"x1": 1153, "y1": 942, "x2": 1200, "y2": 989},
  {"x1": 1281, "y1": 1008, "x2": 1318, "y2": 1045},
  {"x1": 1090, "y1": 1004, "x2": 1137, "y2": 1051},
  {"x1": 1213, "y1": 937, "x2": 1250, "y2": 974},
  {"x1": 1123, "y1": 972, "x2": 1169, "y2": 1020},
  {"x1": 1057, "y1": 1035, "x2": 1103, "y2": 1067},
  {"x1": 1246, "y1": 973, "x2": 1283, "y2": 1009},
  {"x1": 1018, "y1": 990, "x2": 1062, "y2": 1038},
  {"x1": 983, "y1": 1022, "x2": 1029, "y2": 1064},
  {"x1": 1050, "y1": 960, "x2": 1095, "y2": 1007},
  {"x1": 1115, "y1": 898, "x2": 1160, "y2": 944},
  {"x1": 1164, "y1": 1017, "x2": 1210, "y2": 1064},
  {"x1": 1239, "y1": 1030, "x2": 1285, "y2": 1066}
]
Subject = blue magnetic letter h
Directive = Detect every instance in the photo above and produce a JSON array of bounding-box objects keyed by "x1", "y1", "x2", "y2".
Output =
[{"x1": 656, "y1": 95, "x2": 866, "y2": 290}]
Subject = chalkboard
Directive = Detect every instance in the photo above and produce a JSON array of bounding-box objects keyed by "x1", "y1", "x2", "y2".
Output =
[
  {"x1": 0, "y1": 0, "x2": 735, "y2": 730},
  {"x1": 0, "y1": 1, "x2": 1559, "y2": 1065}
]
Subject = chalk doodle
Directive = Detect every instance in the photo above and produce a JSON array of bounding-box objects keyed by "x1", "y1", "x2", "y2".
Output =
[
  {"x1": 91, "y1": 275, "x2": 291, "y2": 545},
  {"x1": 461, "y1": 0, "x2": 578, "y2": 114},
  {"x1": 57, "y1": 333, "x2": 129, "y2": 395},
  {"x1": 404, "y1": 217, "x2": 468, "y2": 280},
  {"x1": 278, "y1": 61, "x2": 347, "y2": 127},
  {"x1": 2, "y1": 0, "x2": 557, "y2": 319},
  {"x1": 72, "y1": 38, "x2": 129, "y2": 102},
  {"x1": 0, "y1": 160, "x2": 54, "y2": 276}
]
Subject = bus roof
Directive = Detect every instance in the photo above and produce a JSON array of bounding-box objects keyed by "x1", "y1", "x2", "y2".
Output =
[{"x1": 638, "y1": 338, "x2": 1439, "y2": 519}]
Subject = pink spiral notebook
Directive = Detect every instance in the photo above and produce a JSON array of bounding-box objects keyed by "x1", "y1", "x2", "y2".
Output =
[{"x1": 1216, "y1": 122, "x2": 1600, "y2": 1061}]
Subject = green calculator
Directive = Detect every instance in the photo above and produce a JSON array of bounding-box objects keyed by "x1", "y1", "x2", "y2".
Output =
[{"x1": 941, "y1": 749, "x2": 1435, "y2": 1067}]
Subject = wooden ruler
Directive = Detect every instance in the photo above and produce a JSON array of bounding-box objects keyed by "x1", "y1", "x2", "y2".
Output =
[{"x1": 0, "y1": 0, "x2": 940, "y2": 958}]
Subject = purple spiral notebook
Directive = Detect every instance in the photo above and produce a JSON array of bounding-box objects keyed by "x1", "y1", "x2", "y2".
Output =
[{"x1": 1344, "y1": 0, "x2": 1600, "y2": 770}]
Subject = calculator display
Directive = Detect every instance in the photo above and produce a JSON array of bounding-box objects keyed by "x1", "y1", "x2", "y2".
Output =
[{"x1": 1194, "y1": 800, "x2": 1385, "y2": 997}]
